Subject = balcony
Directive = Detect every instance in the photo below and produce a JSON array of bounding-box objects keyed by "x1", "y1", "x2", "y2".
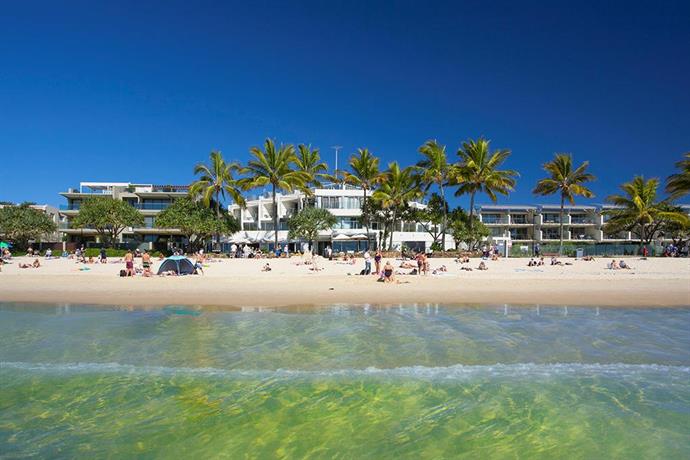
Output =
[
  {"x1": 570, "y1": 217, "x2": 595, "y2": 224},
  {"x1": 481, "y1": 217, "x2": 509, "y2": 225},
  {"x1": 132, "y1": 203, "x2": 171, "y2": 210},
  {"x1": 59, "y1": 204, "x2": 80, "y2": 210}
]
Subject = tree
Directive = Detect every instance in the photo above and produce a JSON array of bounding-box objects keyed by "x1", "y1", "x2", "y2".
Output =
[
  {"x1": 533, "y1": 153, "x2": 596, "y2": 255},
  {"x1": 190, "y1": 150, "x2": 245, "y2": 249},
  {"x1": 295, "y1": 144, "x2": 330, "y2": 188},
  {"x1": 603, "y1": 176, "x2": 689, "y2": 248},
  {"x1": 287, "y1": 207, "x2": 337, "y2": 250},
  {"x1": 408, "y1": 193, "x2": 447, "y2": 248},
  {"x1": 343, "y1": 148, "x2": 382, "y2": 250},
  {"x1": 0, "y1": 204, "x2": 58, "y2": 249},
  {"x1": 452, "y1": 137, "x2": 518, "y2": 229},
  {"x1": 240, "y1": 139, "x2": 310, "y2": 249},
  {"x1": 372, "y1": 162, "x2": 423, "y2": 250},
  {"x1": 417, "y1": 140, "x2": 451, "y2": 250},
  {"x1": 666, "y1": 152, "x2": 690, "y2": 199},
  {"x1": 448, "y1": 209, "x2": 489, "y2": 251},
  {"x1": 155, "y1": 197, "x2": 239, "y2": 251},
  {"x1": 71, "y1": 197, "x2": 143, "y2": 246}
]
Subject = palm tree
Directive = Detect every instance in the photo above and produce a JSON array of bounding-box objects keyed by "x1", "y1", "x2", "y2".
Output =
[
  {"x1": 343, "y1": 148, "x2": 382, "y2": 250},
  {"x1": 417, "y1": 140, "x2": 451, "y2": 251},
  {"x1": 295, "y1": 144, "x2": 330, "y2": 188},
  {"x1": 373, "y1": 162, "x2": 423, "y2": 250},
  {"x1": 604, "y1": 176, "x2": 689, "y2": 248},
  {"x1": 190, "y1": 150, "x2": 245, "y2": 249},
  {"x1": 533, "y1": 153, "x2": 596, "y2": 255},
  {"x1": 453, "y1": 137, "x2": 518, "y2": 229},
  {"x1": 239, "y1": 139, "x2": 310, "y2": 249},
  {"x1": 666, "y1": 152, "x2": 690, "y2": 199}
]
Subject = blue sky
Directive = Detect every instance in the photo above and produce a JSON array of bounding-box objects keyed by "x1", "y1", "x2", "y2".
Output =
[{"x1": 1, "y1": 0, "x2": 689, "y2": 208}]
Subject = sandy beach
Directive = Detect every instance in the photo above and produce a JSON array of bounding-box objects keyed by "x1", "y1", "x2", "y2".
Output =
[{"x1": 0, "y1": 255, "x2": 688, "y2": 308}]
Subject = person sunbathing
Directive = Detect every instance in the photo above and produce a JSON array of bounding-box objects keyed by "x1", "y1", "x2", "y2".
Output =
[
  {"x1": 460, "y1": 266, "x2": 473, "y2": 271},
  {"x1": 608, "y1": 259, "x2": 620, "y2": 270},
  {"x1": 262, "y1": 263, "x2": 272, "y2": 272},
  {"x1": 550, "y1": 257, "x2": 563, "y2": 266},
  {"x1": 399, "y1": 261, "x2": 416, "y2": 269},
  {"x1": 491, "y1": 253, "x2": 499, "y2": 261},
  {"x1": 528, "y1": 258, "x2": 536, "y2": 267},
  {"x1": 477, "y1": 261, "x2": 488, "y2": 271},
  {"x1": 582, "y1": 255, "x2": 595, "y2": 261},
  {"x1": 432, "y1": 265, "x2": 448, "y2": 275},
  {"x1": 619, "y1": 260, "x2": 632, "y2": 269}
]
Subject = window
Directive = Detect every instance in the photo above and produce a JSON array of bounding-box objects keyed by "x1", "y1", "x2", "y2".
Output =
[
  {"x1": 510, "y1": 228, "x2": 529, "y2": 240},
  {"x1": 510, "y1": 214, "x2": 527, "y2": 224},
  {"x1": 140, "y1": 199, "x2": 172, "y2": 210},
  {"x1": 543, "y1": 213, "x2": 561, "y2": 223},
  {"x1": 402, "y1": 222, "x2": 417, "y2": 232},
  {"x1": 490, "y1": 227, "x2": 505, "y2": 237},
  {"x1": 321, "y1": 197, "x2": 340, "y2": 209},
  {"x1": 542, "y1": 228, "x2": 560, "y2": 239},
  {"x1": 482, "y1": 213, "x2": 506, "y2": 224},
  {"x1": 144, "y1": 216, "x2": 155, "y2": 228},
  {"x1": 336, "y1": 217, "x2": 361, "y2": 229},
  {"x1": 342, "y1": 196, "x2": 362, "y2": 209}
]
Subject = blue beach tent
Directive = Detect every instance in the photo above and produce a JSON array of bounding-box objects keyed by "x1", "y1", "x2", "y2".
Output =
[{"x1": 156, "y1": 256, "x2": 197, "y2": 275}]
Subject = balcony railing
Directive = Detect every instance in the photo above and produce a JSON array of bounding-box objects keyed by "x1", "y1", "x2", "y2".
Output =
[
  {"x1": 571, "y1": 217, "x2": 594, "y2": 224},
  {"x1": 482, "y1": 217, "x2": 509, "y2": 224},
  {"x1": 59, "y1": 204, "x2": 80, "y2": 210},
  {"x1": 132, "y1": 203, "x2": 171, "y2": 210}
]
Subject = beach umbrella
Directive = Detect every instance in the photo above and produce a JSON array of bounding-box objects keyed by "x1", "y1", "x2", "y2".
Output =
[{"x1": 350, "y1": 234, "x2": 368, "y2": 240}]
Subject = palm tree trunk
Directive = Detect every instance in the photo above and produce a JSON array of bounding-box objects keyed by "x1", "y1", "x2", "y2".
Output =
[
  {"x1": 215, "y1": 191, "x2": 221, "y2": 252},
  {"x1": 389, "y1": 210, "x2": 397, "y2": 250},
  {"x1": 363, "y1": 188, "x2": 371, "y2": 250},
  {"x1": 440, "y1": 182, "x2": 446, "y2": 251},
  {"x1": 559, "y1": 194, "x2": 565, "y2": 256},
  {"x1": 468, "y1": 191, "x2": 476, "y2": 231},
  {"x1": 272, "y1": 184, "x2": 278, "y2": 251}
]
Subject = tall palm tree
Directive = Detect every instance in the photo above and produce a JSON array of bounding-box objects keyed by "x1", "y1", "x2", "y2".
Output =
[
  {"x1": 190, "y1": 150, "x2": 245, "y2": 249},
  {"x1": 417, "y1": 140, "x2": 451, "y2": 251},
  {"x1": 666, "y1": 152, "x2": 690, "y2": 199},
  {"x1": 295, "y1": 144, "x2": 330, "y2": 188},
  {"x1": 373, "y1": 162, "x2": 423, "y2": 250},
  {"x1": 453, "y1": 137, "x2": 518, "y2": 229},
  {"x1": 533, "y1": 153, "x2": 596, "y2": 255},
  {"x1": 605, "y1": 176, "x2": 689, "y2": 248},
  {"x1": 239, "y1": 139, "x2": 310, "y2": 249},
  {"x1": 343, "y1": 148, "x2": 382, "y2": 250}
]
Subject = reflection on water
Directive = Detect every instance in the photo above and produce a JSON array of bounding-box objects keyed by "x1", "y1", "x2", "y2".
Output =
[{"x1": 1, "y1": 303, "x2": 689, "y2": 458}]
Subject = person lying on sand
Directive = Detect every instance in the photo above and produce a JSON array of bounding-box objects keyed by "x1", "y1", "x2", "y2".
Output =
[
  {"x1": 550, "y1": 257, "x2": 563, "y2": 266},
  {"x1": 460, "y1": 266, "x2": 473, "y2": 271},
  {"x1": 19, "y1": 259, "x2": 41, "y2": 269},
  {"x1": 262, "y1": 263, "x2": 272, "y2": 272},
  {"x1": 477, "y1": 261, "x2": 488, "y2": 271},
  {"x1": 582, "y1": 255, "x2": 595, "y2": 261},
  {"x1": 159, "y1": 270, "x2": 178, "y2": 276},
  {"x1": 399, "y1": 261, "x2": 416, "y2": 269}
]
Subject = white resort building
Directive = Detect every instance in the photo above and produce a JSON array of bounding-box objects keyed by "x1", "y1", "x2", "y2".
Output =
[{"x1": 228, "y1": 183, "x2": 452, "y2": 254}]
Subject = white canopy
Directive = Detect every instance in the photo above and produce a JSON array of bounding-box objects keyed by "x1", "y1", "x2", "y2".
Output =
[
  {"x1": 350, "y1": 234, "x2": 368, "y2": 240},
  {"x1": 332, "y1": 234, "x2": 351, "y2": 241}
]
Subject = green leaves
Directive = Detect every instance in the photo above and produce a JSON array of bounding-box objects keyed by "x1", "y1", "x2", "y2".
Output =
[
  {"x1": 533, "y1": 153, "x2": 595, "y2": 203},
  {"x1": 604, "y1": 176, "x2": 689, "y2": 243},
  {"x1": 287, "y1": 207, "x2": 337, "y2": 245},
  {"x1": 71, "y1": 197, "x2": 143, "y2": 246},
  {"x1": 666, "y1": 152, "x2": 690, "y2": 199},
  {"x1": 453, "y1": 137, "x2": 518, "y2": 200},
  {"x1": 190, "y1": 150, "x2": 245, "y2": 212},
  {"x1": 156, "y1": 197, "x2": 239, "y2": 247},
  {"x1": 0, "y1": 204, "x2": 58, "y2": 249}
]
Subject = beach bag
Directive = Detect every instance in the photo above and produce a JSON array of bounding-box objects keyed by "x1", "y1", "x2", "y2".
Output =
[{"x1": 119, "y1": 269, "x2": 126, "y2": 277}]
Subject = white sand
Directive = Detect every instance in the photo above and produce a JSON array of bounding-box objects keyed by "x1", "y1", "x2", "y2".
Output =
[{"x1": 0, "y1": 255, "x2": 688, "y2": 308}]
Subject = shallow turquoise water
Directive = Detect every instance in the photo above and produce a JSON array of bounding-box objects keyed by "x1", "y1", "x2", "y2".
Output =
[{"x1": 1, "y1": 303, "x2": 689, "y2": 458}]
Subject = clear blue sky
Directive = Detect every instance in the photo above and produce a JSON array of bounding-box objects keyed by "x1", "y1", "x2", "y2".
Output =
[{"x1": 1, "y1": 0, "x2": 689, "y2": 208}]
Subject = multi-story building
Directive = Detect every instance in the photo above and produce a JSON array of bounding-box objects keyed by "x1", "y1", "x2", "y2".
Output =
[
  {"x1": 58, "y1": 182, "x2": 189, "y2": 249},
  {"x1": 228, "y1": 183, "x2": 451, "y2": 253},
  {"x1": 478, "y1": 204, "x2": 690, "y2": 249}
]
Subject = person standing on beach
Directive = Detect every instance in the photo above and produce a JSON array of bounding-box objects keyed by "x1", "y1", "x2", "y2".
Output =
[
  {"x1": 374, "y1": 250, "x2": 382, "y2": 274},
  {"x1": 534, "y1": 243, "x2": 541, "y2": 258},
  {"x1": 141, "y1": 250, "x2": 152, "y2": 276},
  {"x1": 363, "y1": 250, "x2": 372, "y2": 275},
  {"x1": 124, "y1": 250, "x2": 134, "y2": 277}
]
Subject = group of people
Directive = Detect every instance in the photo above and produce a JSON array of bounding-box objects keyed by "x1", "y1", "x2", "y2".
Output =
[{"x1": 608, "y1": 259, "x2": 633, "y2": 270}]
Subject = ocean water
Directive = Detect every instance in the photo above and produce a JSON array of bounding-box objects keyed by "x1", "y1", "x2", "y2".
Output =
[{"x1": 0, "y1": 303, "x2": 689, "y2": 458}]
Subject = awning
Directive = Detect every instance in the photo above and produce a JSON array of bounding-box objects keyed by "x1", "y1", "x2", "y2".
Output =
[{"x1": 332, "y1": 234, "x2": 351, "y2": 241}]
